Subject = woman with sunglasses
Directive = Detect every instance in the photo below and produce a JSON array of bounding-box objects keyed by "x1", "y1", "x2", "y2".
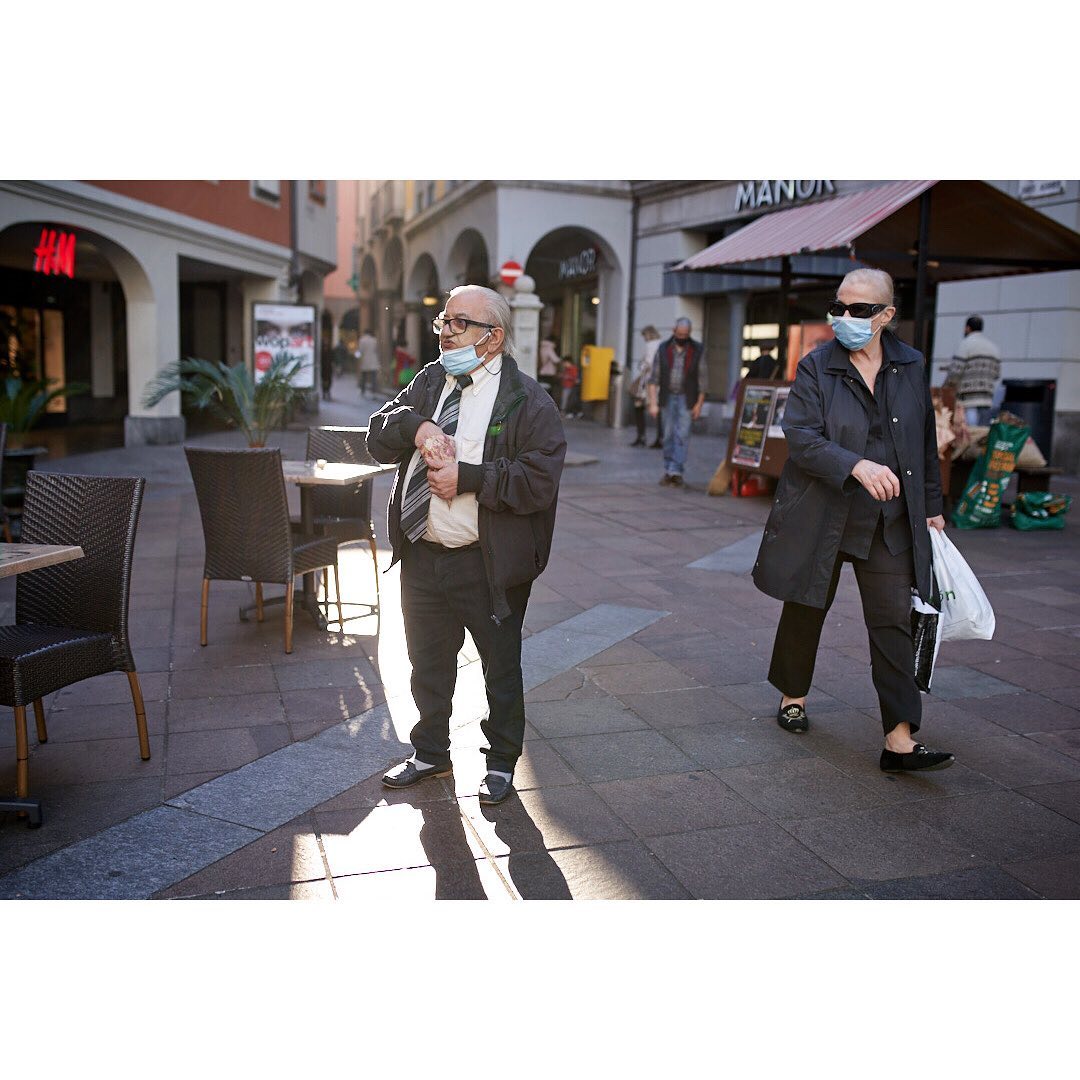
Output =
[{"x1": 752, "y1": 268, "x2": 954, "y2": 774}]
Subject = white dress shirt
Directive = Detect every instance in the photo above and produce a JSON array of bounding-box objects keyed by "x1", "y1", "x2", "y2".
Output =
[{"x1": 401, "y1": 355, "x2": 503, "y2": 548}]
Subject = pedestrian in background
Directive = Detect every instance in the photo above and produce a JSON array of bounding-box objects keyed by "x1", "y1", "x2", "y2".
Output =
[
  {"x1": 368, "y1": 285, "x2": 566, "y2": 806},
  {"x1": 538, "y1": 334, "x2": 561, "y2": 402},
  {"x1": 753, "y1": 267, "x2": 954, "y2": 774},
  {"x1": 560, "y1": 355, "x2": 581, "y2": 418},
  {"x1": 629, "y1": 325, "x2": 663, "y2": 447},
  {"x1": 945, "y1": 315, "x2": 1001, "y2": 426},
  {"x1": 356, "y1": 327, "x2": 380, "y2": 397},
  {"x1": 745, "y1": 347, "x2": 782, "y2": 381},
  {"x1": 647, "y1": 317, "x2": 707, "y2": 487}
]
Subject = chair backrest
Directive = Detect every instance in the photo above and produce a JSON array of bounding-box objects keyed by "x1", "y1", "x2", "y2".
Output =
[
  {"x1": 185, "y1": 447, "x2": 294, "y2": 584},
  {"x1": 305, "y1": 426, "x2": 375, "y2": 528},
  {"x1": 16, "y1": 473, "x2": 145, "y2": 655}
]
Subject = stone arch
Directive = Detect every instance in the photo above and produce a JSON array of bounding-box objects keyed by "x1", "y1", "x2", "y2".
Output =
[
  {"x1": 0, "y1": 217, "x2": 163, "y2": 434},
  {"x1": 524, "y1": 225, "x2": 625, "y2": 367},
  {"x1": 446, "y1": 228, "x2": 490, "y2": 287},
  {"x1": 406, "y1": 252, "x2": 440, "y2": 303}
]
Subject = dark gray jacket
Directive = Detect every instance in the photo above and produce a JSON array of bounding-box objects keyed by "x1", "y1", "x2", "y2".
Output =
[
  {"x1": 752, "y1": 331, "x2": 943, "y2": 609},
  {"x1": 366, "y1": 356, "x2": 567, "y2": 622}
]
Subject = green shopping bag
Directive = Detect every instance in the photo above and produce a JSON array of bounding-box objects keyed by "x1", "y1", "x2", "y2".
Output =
[
  {"x1": 951, "y1": 414, "x2": 1030, "y2": 529},
  {"x1": 1010, "y1": 492, "x2": 1072, "y2": 531}
]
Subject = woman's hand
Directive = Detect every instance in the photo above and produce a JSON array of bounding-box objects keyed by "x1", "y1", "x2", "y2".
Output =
[
  {"x1": 851, "y1": 459, "x2": 901, "y2": 501},
  {"x1": 927, "y1": 515, "x2": 945, "y2": 532}
]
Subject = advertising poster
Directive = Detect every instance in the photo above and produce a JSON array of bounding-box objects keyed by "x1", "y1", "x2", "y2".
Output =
[
  {"x1": 253, "y1": 302, "x2": 317, "y2": 388},
  {"x1": 732, "y1": 386, "x2": 776, "y2": 468},
  {"x1": 768, "y1": 386, "x2": 791, "y2": 440}
]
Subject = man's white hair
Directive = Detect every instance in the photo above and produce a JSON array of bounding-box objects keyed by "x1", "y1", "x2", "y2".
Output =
[
  {"x1": 838, "y1": 267, "x2": 895, "y2": 307},
  {"x1": 447, "y1": 284, "x2": 515, "y2": 358}
]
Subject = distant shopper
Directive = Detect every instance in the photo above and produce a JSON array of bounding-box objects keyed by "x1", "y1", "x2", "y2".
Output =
[
  {"x1": 538, "y1": 335, "x2": 561, "y2": 401},
  {"x1": 753, "y1": 267, "x2": 954, "y2": 774},
  {"x1": 647, "y1": 318, "x2": 707, "y2": 487},
  {"x1": 945, "y1": 316, "x2": 1001, "y2": 426},
  {"x1": 560, "y1": 356, "x2": 581, "y2": 417},
  {"x1": 356, "y1": 327, "x2": 380, "y2": 397},
  {"x1": 745, "y1": 348, "x2": 782, "y2": 380},
  {"x1": 629, "y1": 325, "x2": 663, "y2": 447}
]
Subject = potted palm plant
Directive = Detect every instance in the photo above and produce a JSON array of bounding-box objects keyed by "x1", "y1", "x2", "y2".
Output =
[
  {"x1": 1, "y1": 376, "x2": 90, "y2": 536},
  {"x1": 142, "y1": 355, "x2": 308, "y2": 447}
]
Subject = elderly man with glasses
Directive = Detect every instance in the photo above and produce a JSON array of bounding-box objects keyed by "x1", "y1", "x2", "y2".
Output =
[{"x1": 367, "y1": 285, "x2": 566, "y2": 805}]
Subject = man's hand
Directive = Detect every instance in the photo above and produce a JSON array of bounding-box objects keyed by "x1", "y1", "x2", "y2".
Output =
[
  {"x1": 691, "y1": 398, "x2": 704, "y2": 422},
  {"x1": 851, "y1": 459, "x2": 901, "y2": 501},
  {"x1": 428, "y1": 461, "x2": 459, "y2": 502},
  {"x1": 414, "y1": 420, "x2": 443, "y2": 450},
  {"x1": 927, "y1": 515, "x2": 945, "y2": 532}
]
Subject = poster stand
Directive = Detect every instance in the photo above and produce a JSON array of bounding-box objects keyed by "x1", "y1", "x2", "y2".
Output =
[{"x1": 715, "y1": 379, "x2": 792, "y2": 497}]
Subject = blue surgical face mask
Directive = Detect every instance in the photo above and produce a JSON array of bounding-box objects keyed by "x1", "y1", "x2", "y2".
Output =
[
  {"x1": 439, "y1": 330, "x2": 491, "y2": 376},
  {"x1": 831, "y1": 315, "x2": 875, "y2": 351}
]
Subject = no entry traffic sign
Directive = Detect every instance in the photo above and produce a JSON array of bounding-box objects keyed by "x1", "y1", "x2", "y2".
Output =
[{"x1": 499, "y1": 260, "x2": 523, "y2": 286}]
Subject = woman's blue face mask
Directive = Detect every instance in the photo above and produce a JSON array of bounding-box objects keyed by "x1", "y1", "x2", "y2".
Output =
[{"x1": 831, "y1": 315, "x2": 876, "y2": 351}]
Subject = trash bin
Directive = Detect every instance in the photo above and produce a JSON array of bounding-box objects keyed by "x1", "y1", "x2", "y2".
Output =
[{"x1": 1002, "y1": 379, "x2": 1056, "y2": 463}]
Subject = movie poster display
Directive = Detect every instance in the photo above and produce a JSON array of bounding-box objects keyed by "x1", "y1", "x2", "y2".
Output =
[
  {"x1": 252, "y1": 302, "x2": 317, "y2": 388},
  {"x1": 731, "y1": 386, "x2": 776, "y2": 468},
  {"x1": 767, "y1": 387, "x2": 790, "y2": 440}
]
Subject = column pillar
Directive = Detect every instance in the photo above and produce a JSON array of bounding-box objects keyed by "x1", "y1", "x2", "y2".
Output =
[
  {"x1": 726, "y1": 290, "x2": 748, "y2": 416},
  {"x1": 510, "y1": 274, "x2": 543, "y2": 381}
]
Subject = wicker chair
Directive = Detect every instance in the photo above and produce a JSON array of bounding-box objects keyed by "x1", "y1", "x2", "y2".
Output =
[
  {"x1": 298, "y1": 426, "x2": 380, "y2": 623},
  {"x1": 185, "y1": 447, "x2": 343, "y2": 653},
  {"x1": 0, "y1": 472, "x2": 150, "y2": 809},
  {"x1": 0, "y1": 423, "x2": 13, "y2": 543}
]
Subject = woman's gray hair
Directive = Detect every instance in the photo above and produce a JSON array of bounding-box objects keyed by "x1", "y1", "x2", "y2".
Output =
[
  {"x1": 839, "y1": 267, "x2": 895, "y2": 308},
  {"x1": 447, "y1": 284, "x2": 515, "y2": 358}
]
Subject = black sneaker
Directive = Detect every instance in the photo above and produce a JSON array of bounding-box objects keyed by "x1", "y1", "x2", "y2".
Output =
[
  {"x1": 776, "y1": 703, "x2": 809, "y2": 733},
  {"x1": 659, "y1": 474, "x2": 673, "y2": 486},
  {"x1": 669, "y1": 474, "x2": 685, "y2": 488},
  {"x1": 880, "y1": 744, "x2": 955, "y2": 772}
]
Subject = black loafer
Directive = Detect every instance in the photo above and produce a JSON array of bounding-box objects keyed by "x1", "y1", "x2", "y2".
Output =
[
  {"x1": 879, "y1": 744, "x2": 955, "y2": 772},
  {"x1": 777, "y1": 703, "x2": 809, "y2": 733},
  {"x1": 478, "y1": 773, "x2": 514, "y2": 805},
  {"x1": 382, "y1": 760, "x2": 452, "y2": 788}
]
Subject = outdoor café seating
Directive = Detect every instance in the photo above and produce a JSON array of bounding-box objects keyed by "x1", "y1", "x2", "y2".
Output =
[
  {"x1": 0, "y1": 472, "x2": 151, "y2": 812},
  {"x1": 185, "y1": 447, "x2": 343, "y2": 654},
  {"x1": 297, "y1": 426, "x2": 380, "y2": 621}
]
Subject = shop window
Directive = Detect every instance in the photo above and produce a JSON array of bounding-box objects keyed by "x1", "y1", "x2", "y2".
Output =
[{"x1": 308, "y1": 180, "x2": 326, "y2": 204}]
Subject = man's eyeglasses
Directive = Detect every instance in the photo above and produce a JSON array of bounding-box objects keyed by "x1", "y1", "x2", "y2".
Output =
[
  {"x1": 826, "y1": 301, "x2": 887, "y2": 319},
  {"x1": 432, "y1": 313, "x2": 496, "y2": 336}
]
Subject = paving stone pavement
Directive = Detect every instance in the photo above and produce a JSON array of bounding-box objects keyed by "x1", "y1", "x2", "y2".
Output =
[{"x1": 2, "y1": 374, "x2": 1079, "y2": 899}]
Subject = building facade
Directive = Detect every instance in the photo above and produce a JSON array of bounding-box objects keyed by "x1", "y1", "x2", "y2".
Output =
[
  {"x1": 0, "y1": 180, "x2": 337, "y2": 445},
  {"x1": 332, "y1": 177, "x2": 1080, "y2": 468},
  {"x1": 632, "y1": 179, "x2": 1080, "y2": 467},
  {"x1": 353, "y1": 179, "x2": 634, "y2": 387}
]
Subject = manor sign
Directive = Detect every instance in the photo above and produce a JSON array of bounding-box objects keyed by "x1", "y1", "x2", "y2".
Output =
[{"x1": 735, "y1": 180, "x2": 836, "y2": 212}]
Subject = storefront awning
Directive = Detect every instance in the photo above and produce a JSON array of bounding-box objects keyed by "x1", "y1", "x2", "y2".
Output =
[{"x1": 674, "y1": 180, "x2": 1080, "y2": 283}]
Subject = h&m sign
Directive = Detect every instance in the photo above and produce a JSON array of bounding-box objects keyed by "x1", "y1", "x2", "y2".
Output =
[{"x1": 735, "y1": 180, "x2": 836, "y2": 212}]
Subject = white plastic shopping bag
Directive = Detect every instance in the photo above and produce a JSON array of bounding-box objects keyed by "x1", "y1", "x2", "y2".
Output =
[{"x1": 928, "y1": 527, "x2": 996, "y2": 641}]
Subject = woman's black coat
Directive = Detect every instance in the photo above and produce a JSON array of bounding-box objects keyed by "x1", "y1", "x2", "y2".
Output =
[{"x1": 752, "y1": 330, "x2": 943, "y2": 609}]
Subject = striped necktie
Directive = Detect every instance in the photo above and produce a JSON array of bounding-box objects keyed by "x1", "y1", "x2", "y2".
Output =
[{"x1": 400, "y1": 374, "x2": 472, "y2": 543}]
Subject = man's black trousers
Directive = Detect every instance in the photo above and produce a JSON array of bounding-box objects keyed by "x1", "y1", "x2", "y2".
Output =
[
  {"x1": 401, "y1": 539, "x2": 531, "y2": 774},
  {"x1": 767, "y1": 520, "x2": 921, "y2": 736}
]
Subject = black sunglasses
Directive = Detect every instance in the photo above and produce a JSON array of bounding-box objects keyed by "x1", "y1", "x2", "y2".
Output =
[{"x1": 826, "y1": 301, "x2": 887, "y2": 319}]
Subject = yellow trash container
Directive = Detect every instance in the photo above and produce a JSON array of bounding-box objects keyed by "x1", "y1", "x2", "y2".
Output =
[{"x1": 580, "y1": 346, "x2": 614, "y2": 403}]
